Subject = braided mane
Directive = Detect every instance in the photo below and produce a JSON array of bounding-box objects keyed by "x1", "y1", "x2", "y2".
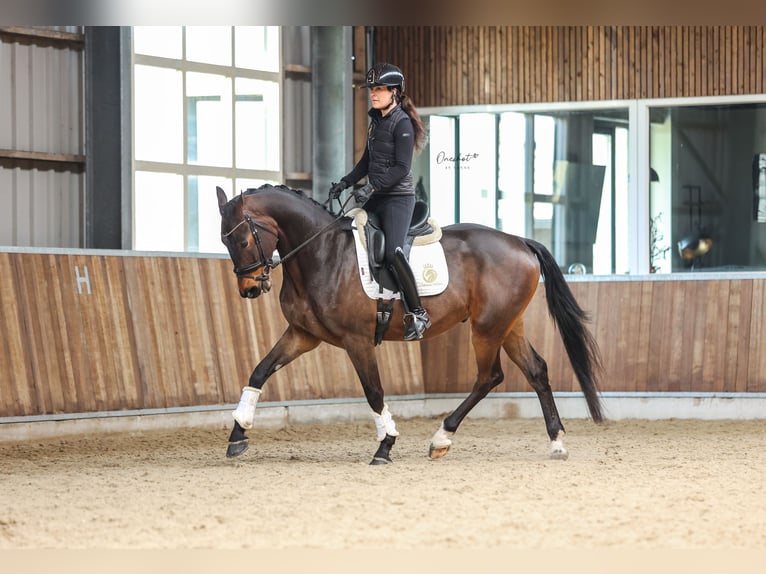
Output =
[{"x1": 237, "y1": 183, "x2": 326, "y2": 210}]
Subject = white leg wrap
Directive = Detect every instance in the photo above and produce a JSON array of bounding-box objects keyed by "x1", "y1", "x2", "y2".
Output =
[
  {"x1": 430, "y1": 423, "x2": 454, "y2": 448},
  {"x1": 232, "y1": 387, "x2": 262, "y2": 429},
  {"x1": 372, "y1": 404, "x2": 399, "y2": 441},
  {"x1": 550, "y1": 430, "x2": 568, "y2": 457}
]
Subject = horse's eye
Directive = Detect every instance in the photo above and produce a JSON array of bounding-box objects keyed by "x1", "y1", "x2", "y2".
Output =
[{"x1": 239, "y1": 240, "x2": 248, "y2": 249}]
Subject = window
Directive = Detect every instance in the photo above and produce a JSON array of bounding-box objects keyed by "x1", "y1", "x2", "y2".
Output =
[
  {"x1": 649, "y1": 101, "x2": 766, "y2": 272},
  {"x1": 419, "y1": 97, "x2": 766, "y2": 275},
  {"x1": 416, "y1": 104, "x2": 630, "y2": 275},
  {"x1": 132, "y1": 26, "x2": 281, "y2": 254}
]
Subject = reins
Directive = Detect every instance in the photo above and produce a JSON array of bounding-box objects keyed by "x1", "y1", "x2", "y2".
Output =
[{"x1": 274, "y1": 193, "x2": 355, "y2": 268}]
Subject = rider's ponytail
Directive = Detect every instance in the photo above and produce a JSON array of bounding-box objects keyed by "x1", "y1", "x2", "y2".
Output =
[{"x1": 399, "y1": 93, "x2": 426, "y2": 154}]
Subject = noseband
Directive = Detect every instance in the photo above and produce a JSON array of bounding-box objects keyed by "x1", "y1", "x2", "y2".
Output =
[{"x1": 222, "y1": 212, "x2": 278, "y2": 285}]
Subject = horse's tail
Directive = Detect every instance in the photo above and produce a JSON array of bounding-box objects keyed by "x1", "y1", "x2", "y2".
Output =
[{"x1": 523, "y1": 238, "x2": 605, "y2": 423}]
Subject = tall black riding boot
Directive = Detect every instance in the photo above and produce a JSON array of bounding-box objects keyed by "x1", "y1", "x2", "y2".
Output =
[{"x1": 389, "y1": 247, "x2": 431, "y2": 341}]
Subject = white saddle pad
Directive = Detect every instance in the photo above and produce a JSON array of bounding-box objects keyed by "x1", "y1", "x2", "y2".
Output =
[{"x1": 350, "y1": 222, "x2": 449, "y2": 300}]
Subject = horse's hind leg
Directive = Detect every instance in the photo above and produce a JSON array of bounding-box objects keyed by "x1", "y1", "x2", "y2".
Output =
[
  {"x1": 503, "y1": 325, "x2": 568, "y2": 460},
  {"x1": 429, "y1": 336, "x2": 505, "y2": 460},
  {"x1": 227, "y1": 326, "x2": 320, "y2": 458}
]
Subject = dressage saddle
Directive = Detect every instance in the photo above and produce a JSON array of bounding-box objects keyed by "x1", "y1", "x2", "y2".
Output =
[
  {"x1": 360, "y1": 200, "x2": 433, "y2": 292},
  {"x1": 342, "y1": 200, "x2": 434, "y2": 345}
]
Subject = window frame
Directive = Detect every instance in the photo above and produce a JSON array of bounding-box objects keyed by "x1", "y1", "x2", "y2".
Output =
[{"x1": 130, "y1": 26, "x2": 283, "y2": 254}]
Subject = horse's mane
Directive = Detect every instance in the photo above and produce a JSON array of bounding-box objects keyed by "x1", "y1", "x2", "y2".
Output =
[{"x1": 236, "y1": 183, "x2": 327, "y2": 211}]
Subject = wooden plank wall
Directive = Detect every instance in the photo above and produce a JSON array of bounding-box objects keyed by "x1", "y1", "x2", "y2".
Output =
[
  {"x1": 371, "y1": 26, "x2": 766, "y2": 106},
  {"x1": 1, "y1": 252, "x2": 764, "y2": 418},
  {"x1": 421, "y1": 278, "x2": 766, "y2": 395},
  {"x1": 0, "y1": 252, "x2": 423, "y2": 418}
]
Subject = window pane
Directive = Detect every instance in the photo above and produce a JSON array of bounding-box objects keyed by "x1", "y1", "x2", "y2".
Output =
[
  {"x1": 134, "y1": 65, "x2": 183, "y2": 163},
  {"x1": 186, "y1": 73, "x2": 232, "y2": 167},
  {"x1": 650, "y1": 112, "x2": 672, "y2": 273},
  {"x1": 235, "y1": 27, "x2": 280, "y2": 72},
  {"x1": 132, "y1": 25, "x2": 282, "y2": 256},
  {"x1": 236, "y1": 178, "x2": 278, "y2": 193},
  {"x1": 235, "y1": 78, "x2": 280, "y2": 171},
  {"x1": 650, "y1": 103, "x2": 766, "y2": 272},
  {"x1": 424, "y1": 116, "x2": 456, "y2": 226},
  {"x1": 532, "y1": 115, "x2": 555, "y2": 247},
  {"x1": 193, "y1": 175, "x2": 230, "y2": 254},
  {"x1": 614, "y1": 127, "x2": 629, "y2": 274},
  {"x1": 458, "y1": 113, "x2": 497, "y2": 227},
  {"x1": 133, "y1": 26, "x2": 182, "y2": 59},
  {"x1": 186, "y1": 26, "x2": 231, "y2": 66},
  {"x1": 498, "y1": 112, "x2": 527, "y2": 236},
  {"x1": 545, "y1": 110, "x2": 628, "y2": 274},
  {"x1": 591, "y1": 132, "x2": 613, "y2": 275},
  {"x1": 134, "y1": 171, "x2": 184, "y2": 252}
]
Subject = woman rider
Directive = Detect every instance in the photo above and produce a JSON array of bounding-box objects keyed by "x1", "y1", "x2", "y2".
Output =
[{"x1": 329, "y1": 63, "x2": 430, "y2": 341}]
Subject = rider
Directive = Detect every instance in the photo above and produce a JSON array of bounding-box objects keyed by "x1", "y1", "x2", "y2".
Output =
[{"x1": 329, "y1": 62, "x2": 430, "y2": 341}]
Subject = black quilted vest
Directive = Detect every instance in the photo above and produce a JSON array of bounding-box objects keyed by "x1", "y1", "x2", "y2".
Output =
[{"x1": 367, "y1": 104, "x2": 414, "y2": 195}]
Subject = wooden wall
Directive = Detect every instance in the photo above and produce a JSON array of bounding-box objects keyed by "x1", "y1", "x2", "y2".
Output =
[
  {"x1": 371, "y1": 26, "x2": 766, "y2": 106},
  {"x1": 421, "y1": 277, "x2": 766, "y2": 395},
  {"x1": 0, "y1": 252, "x2": 423, "y2": 418},
  {"x1": 1, "y1": 252, "x2": 764, "y2": 419}
]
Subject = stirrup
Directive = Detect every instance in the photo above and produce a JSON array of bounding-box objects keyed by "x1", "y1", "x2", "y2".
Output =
[{"x1": 403, "y1": 309, "x2": 431, "y2": 341}]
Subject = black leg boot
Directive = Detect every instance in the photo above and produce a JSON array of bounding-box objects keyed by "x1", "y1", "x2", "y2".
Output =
[{"x1": 389, "y1": 247, "x2": 431, "y2": 341}]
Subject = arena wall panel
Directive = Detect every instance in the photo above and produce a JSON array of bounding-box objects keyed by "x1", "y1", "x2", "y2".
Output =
[
  {"x1": 0, "y1": 250, "x2": 423, "y2": 418},
  {"x1": 420, "y1": 276, "x2": 766, "y2": 396},
  {"x1": 1, "y1": 251, "x2": 764, "y2": 419}
]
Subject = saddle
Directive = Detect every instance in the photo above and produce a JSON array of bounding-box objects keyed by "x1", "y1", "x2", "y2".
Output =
[
  {"x1": 346, "y1": 200, "x2": 441, "y2": 291},
  {"x1": 343, "y1": 200, "x2": 444, "y2": 345}
]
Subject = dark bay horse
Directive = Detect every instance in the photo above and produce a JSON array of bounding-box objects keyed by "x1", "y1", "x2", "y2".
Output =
[{"x1": 216, "y1": 184, "x2": 605, "y2": 464}]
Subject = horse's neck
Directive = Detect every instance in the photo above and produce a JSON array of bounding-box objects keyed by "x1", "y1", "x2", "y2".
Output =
[{"x1": 265, "y1": 198, "x2": 336, "y2": 258}]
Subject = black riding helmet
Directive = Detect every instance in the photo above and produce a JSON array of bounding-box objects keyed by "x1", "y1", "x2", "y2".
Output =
[{"x1": 362, "y1": 62, "x2": 405, "y2": 94}]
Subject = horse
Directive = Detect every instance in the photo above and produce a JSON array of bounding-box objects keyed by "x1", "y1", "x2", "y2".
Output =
[{"x1": 216, "y1": 184, "x2": 605, "y2": 464}]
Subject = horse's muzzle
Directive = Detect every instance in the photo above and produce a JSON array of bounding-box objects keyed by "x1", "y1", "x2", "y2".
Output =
[
  {"x1": 239, "y1": 277, "x2": 272, "y2": 299},
  {"x1": 240, "y1": 286, "x2": 261, "y2": 299}
]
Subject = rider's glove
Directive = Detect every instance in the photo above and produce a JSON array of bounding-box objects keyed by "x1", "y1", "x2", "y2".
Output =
[
  {"x1": 352, "y1": 183, "x2": 374, "y2": 204},
  {"x1": 328, "y1": 180, "x2": 348, "y2": 200}
]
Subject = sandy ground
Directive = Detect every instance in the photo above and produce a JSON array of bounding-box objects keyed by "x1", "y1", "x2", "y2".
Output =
[{"x1": 1, "y1": 415, "x2": 765, "y2": 550}]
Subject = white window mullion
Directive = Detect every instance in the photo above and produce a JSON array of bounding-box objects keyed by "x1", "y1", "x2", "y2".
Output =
[{"x1": 632, "y1": 100, "x2": 650, "y2": 275}]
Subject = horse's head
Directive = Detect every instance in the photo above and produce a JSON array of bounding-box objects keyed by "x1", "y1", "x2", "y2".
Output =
[{"x1": 217, "y1": 186, "x2": 279, "y2": 299}]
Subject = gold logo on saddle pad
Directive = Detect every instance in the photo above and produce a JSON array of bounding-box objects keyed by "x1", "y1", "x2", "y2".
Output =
[{"x1": 422, "y1": 263, "x2": 438, "y2": 284}]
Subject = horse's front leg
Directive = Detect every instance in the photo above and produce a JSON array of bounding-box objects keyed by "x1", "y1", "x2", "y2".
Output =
[
  {"x1": 370, "y1": 406, "x2": 399, "y2": 465},
  {"x1": 345, "y1": 340, "x2": 399, "y2": 465},
  {"x1": 227, "y1": 327, "x2": 320, "y2": 458}
]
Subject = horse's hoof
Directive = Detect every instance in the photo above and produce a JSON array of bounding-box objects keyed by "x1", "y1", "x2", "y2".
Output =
[
  {"x1": 428, "y1": 444, "x2": 451, "y2": 460},
  {"x1": 369, "y1": 456, "x2": 392, "y2": 465},
  {"x1": 549, "y1": 449, "x2": 569, "y2": 461},
  {"x1": 226, "y1": 439, "x2": 249, "y2": 458}
]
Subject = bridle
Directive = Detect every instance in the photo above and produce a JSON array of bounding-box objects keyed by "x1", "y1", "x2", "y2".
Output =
[
  {"x1": 222, "y1": 192, "x2": 355, "y2": 288},
  {"x1": 222, "y1": 211, "x2": 278, "y2": 285}
]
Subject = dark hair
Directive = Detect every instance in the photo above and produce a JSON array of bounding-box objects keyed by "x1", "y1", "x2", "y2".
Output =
[{"x1": 398, "y1": 92, "x2": 426, "y2": 154}]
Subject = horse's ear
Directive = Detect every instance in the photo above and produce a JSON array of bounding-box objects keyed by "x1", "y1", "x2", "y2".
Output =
[{"x1": 216, "y1": 186, "x2": 228, "y2": 215}]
